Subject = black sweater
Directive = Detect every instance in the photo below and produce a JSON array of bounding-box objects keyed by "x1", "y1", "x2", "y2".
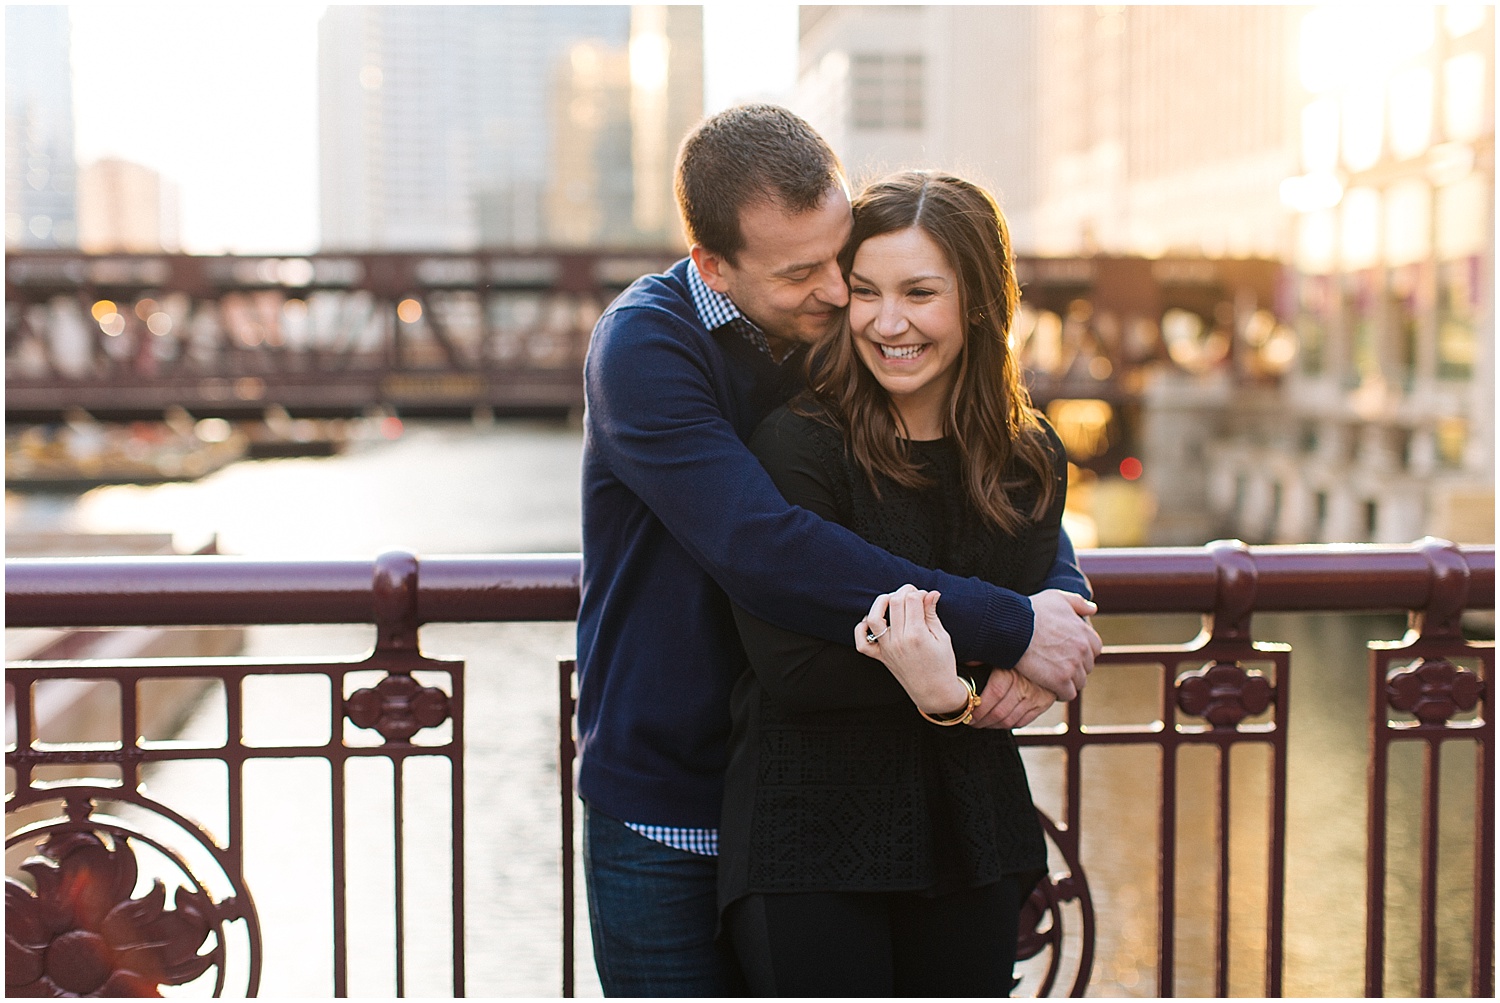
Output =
[{"x1": 719, "y1": 403, "x2": 1063, "y2": 911}]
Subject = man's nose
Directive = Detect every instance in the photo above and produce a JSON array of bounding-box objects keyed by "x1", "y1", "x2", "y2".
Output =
[{"x1": 813, "y1": 260, "x2": 848, "y2": 308}]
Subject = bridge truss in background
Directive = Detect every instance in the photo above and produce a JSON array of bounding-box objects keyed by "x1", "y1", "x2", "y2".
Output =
[{"x1": 6, "y1": 250, "x2": 1284, "y2": 436}]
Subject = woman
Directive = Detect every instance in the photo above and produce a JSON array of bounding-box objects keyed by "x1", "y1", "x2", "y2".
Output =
[{"x1": 719, "y1": 171, "x2": 1069, "y2": 996}]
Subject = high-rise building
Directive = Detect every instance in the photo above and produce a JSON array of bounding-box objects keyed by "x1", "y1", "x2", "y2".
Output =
[
  {"x1": 795, "y1": 5, "x2": 1042, "y2": 244},
  {"x1": 1211, "y1": 5, "x2": 1495, "y2": 545},
  {"x1": 318, "y1": 5, "x2": 700, "y2": 251},
  {"x1": 76, "y1": 158, "x2": 181, "y2": 253},
  {"x1": 5, "y1": 5, "x2": 78, "y2": 248},
  {"x1": 546, "y1": 41, "x2": 635, "y2": 247},
  {"x1": 793, "y1": 5, "x2": 1493, "y2": 546},
  {"x1": 794, "y1": 5, "x2": 1298, "y2": 257},
  {"x1": 630, "y1": 5, "x2": 703, "y2": 248},
  {"x1": 1032, "y1": 6, "x2": 1298, "y2": 260}
]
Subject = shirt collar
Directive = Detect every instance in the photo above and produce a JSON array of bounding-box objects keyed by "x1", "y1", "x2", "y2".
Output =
[{"x1": 686, "y1": 260, "x2": 781, "y2": 361}]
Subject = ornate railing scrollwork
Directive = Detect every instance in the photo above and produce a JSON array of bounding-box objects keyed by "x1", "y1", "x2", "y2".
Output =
[
  {"x1": 6, "y1": 789, "x2": 260, "y2": 998},
  {"x1": 1017, "y1": 810, "x2": 1096, "y2": 997}
]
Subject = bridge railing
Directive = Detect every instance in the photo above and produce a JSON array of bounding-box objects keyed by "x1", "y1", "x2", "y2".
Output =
[{"x1": 5, "y1": 541, "x2": 1493, "y2": 997}]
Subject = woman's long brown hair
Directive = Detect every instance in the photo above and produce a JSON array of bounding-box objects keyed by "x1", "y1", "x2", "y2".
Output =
[{"x1": 799, "y1": 170, "x2": 1057, "y2": 532}]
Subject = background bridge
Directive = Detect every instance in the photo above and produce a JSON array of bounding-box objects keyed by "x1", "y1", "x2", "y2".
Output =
[{"x1": 6, "y1": 249, "x2": 1283, "y2": 447}]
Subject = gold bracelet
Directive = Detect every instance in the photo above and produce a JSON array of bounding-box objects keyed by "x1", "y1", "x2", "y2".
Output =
[{"x1": 919, "y1": 674, "x2": 981, "y2": 726}]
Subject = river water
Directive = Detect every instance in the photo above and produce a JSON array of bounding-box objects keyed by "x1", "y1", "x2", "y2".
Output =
[{"x1": 6, "y1": 419, "x2": 1483, "y2": 997}]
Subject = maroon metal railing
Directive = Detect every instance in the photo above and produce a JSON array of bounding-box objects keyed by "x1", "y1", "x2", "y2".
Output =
[{"x1": 5, "y1": 540, "x2": 1494, "y2": 997}]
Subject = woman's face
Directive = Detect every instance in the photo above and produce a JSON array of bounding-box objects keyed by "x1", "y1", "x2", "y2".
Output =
[{"x1": 847, "y1": 226, "x2": 965, "y2": 434}]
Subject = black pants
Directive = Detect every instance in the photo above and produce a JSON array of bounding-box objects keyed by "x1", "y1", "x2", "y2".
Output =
[{"x1": 725, "y1": 875, "x2": 1024, "y2": 997}]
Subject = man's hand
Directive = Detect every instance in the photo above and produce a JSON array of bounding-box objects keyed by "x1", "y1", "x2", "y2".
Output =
[
  {"x1": 969, "y1": 666, "x2": 1055, "y2": 729},
  {"x1": 1014, "y1": 589, "x2": 1102, "y2": 701}
]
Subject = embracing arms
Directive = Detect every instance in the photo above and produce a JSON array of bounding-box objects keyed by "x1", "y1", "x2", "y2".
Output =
[
  {"x1": 586, "y1": 305, "x2": 1097, "y2": 697},
  {"x1": 722, "y1": 407, "x2": 1098, "y2": 720}
]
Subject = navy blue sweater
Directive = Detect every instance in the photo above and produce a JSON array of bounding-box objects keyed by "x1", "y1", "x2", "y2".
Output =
[{"x1": 577, "y1": 258, "x2": 1087, "y2": 830}]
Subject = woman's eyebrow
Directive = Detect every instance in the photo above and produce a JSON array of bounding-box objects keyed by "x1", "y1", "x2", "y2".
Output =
[{"x1": 849, "y1": 269, "x2": 947, "y2": 286}]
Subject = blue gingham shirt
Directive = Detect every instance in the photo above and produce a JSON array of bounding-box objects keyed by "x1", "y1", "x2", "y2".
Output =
[
  {"x1": 685, "y1": 261, "x2": 780, "y2": 360},
  {"x1": 622, "y1": 263, "x2": 780, "y2": 857}
]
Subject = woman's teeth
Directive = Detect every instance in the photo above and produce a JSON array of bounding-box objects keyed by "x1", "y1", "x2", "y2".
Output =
[{"x1": 879, "y1": 344, "x2": 925, "y2": 359}]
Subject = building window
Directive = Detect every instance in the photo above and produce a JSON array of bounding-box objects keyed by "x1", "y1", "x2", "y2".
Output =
[
  {"x1": 1345, "y1": 270, "x2": 1380, "y2": 383},
  {"x1": 1388, "y1": 66, "x2": 1434, "y2": 159},
  {"x1": 1442, "y1": 53, "x2": 1486, "y2": 142},
  {"x1": 1296, "y1": 274, "x2": 1334, "y2": 375},
  {"x1": 1436, "y1": 258, "x2": 1478, "y2": 379},
  {"x1": 1436, "y1": 416, "x2": 1468, "y2": 467},
  {"x1": 850, "y1": 53, "x2": 923, "y2": 130},
  {"x1": 1389, "y1": 264, "x2": 1421, "y2": 387}
]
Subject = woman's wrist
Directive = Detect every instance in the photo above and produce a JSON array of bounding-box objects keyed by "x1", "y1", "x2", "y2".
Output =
[
  {"x1": 917, "y1": 674, "x2": 981, "y2": 726},
  {"x1": 914, "y1": 675, "x2": 971, "y2": 717}
]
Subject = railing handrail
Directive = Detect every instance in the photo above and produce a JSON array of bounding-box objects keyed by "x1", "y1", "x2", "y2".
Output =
[{"x1": 5, "y1": 540, "x2": 1493, "y2": 629}]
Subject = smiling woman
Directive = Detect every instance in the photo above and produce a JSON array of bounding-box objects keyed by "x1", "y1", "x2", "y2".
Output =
[
  {"x1": 847, "y1": 226, "x2": 965, "y2": 440},
  {"x1": 717, "y1": 169, "x2": 1084, "y2": 996}
]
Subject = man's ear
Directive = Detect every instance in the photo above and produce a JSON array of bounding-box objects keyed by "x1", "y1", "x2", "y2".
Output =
[{"x1": 690, "y1": 244, "x2": 732, "y2": 294}]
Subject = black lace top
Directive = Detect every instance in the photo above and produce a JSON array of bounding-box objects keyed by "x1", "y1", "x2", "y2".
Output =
[{"x1": 718, "y1": 402, "x2": 1066, "y2": 911}]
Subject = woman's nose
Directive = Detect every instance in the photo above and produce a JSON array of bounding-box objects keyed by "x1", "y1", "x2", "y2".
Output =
[{"x1": 874, "y1": 299, "x2": 908, "y2": 337}]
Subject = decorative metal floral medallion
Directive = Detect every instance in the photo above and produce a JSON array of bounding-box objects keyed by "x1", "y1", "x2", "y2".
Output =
[
  {"x1": 1385, "y1": 657, "x2": 1483, "y2": 726},
  {"x1": 1176, "y1": 660, "x2": 1274, "y2": 728},
  {"x1": 6, "y1": 789, "x2": 259, "y2": 997},
  {"x1": 344, "y1": 671, "x2": 452, "y2": 743}
]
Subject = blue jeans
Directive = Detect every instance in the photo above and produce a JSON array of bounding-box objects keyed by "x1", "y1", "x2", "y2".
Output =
[{"x1": 582, "y1": 802, "x2": 745, "y2": 997}]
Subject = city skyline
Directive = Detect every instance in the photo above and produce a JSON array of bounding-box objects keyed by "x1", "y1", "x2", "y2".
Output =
[{"x1": 60, "y1": 3, "x2": 799, "y2": 254}]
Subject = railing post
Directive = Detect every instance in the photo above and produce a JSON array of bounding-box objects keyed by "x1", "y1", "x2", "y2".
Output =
[
  {"x1": 1366, "y1": 538, "x2": 1493, "y2": 996},
  {"x1": 559, "y1": 659, "x2": 577, "y2": 999}
]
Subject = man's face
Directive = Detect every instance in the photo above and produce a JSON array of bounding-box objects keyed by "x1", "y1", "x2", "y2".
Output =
[{"x1": 693, "y1": 187, "x2": 853, "y2": 353}]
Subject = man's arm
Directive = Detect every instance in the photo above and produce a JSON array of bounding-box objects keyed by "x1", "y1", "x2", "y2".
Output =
[
  {"x1": 970, "y1": 420, "x2": 1099, "y2": 711},
  {"x1": 1041, "y1": 527, "x2": 1090, "y2": 597},
  {"x1": 587, "y1": 306, "x2": 1047, "y2": 672}
]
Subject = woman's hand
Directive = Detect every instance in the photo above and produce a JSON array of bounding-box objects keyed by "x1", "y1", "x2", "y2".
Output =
[
  {"x1": 854, "y1": 584, "x2": 970, "y2": 718},
  {"x1": 969, "y1": 666, "x2": 1055, "y2": 729}
]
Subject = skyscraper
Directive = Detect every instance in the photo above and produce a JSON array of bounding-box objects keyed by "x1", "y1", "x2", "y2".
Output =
[
  {"x1": 5, "y1": 5, "x2": 78, "y2": 249},
  {"x1": 793, "y1": 5, "x2": 1493, "y2": 546},
  {"x1": 76, "y1": 158, "x2": 181, "y2": 253},
  {"x1": 794, "y1": 5, "x2": 1297, "y2": 257},
  {"x1": 798, "y1": 6, "x2": 1038, "y2": 232},
  {"x1": 630, "y1": 5, "x2": 703, "y2": 248},
  {"x1": 1244, "y1": 4, "x2": 1495, "y2": 545},
  {"x1": 318, "y1": 5, "x2": 700, "y2": 251}
]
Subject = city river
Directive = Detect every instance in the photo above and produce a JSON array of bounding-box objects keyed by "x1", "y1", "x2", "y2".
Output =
[{"x1": 6, "y1": 419, "x2": 1482, "y2": 997}]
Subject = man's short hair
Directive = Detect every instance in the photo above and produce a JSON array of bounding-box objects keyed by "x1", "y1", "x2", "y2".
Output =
[{"x1": 674, "y1": 103, "x2": 846, "y2": 263}]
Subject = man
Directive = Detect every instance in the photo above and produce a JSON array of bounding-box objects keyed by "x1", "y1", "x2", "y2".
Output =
[{"x1": 577, "y1": 104, "x2": 1100, "y2": 995}]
